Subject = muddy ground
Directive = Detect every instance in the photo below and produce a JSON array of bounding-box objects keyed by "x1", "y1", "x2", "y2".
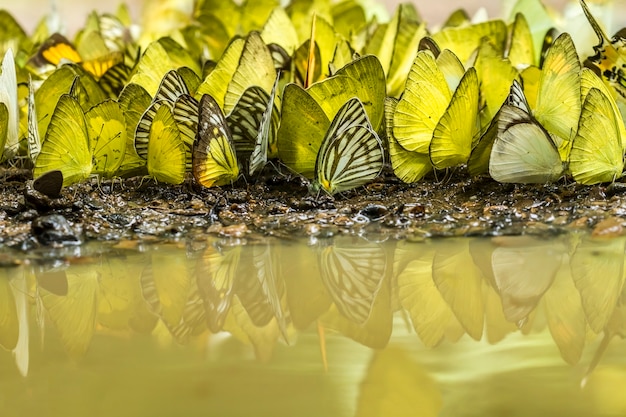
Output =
[{"x1": 1, "y1": 166, "x2": 625, "y2": 248}]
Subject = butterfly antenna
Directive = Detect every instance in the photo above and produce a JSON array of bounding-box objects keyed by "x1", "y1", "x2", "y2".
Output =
[
  {"x1": 305, "y1": 13, "x2": 317, "y2": 89},
  {"x1": 317, "y1": 320, "x2": 329, "y2": 372}
]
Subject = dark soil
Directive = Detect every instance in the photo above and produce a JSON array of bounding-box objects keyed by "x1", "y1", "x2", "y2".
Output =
[{"x1": 2, "y1": 166, "x2": 626, "y2": 248}]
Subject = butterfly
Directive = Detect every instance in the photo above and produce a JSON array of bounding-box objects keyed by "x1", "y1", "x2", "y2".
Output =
[
  {"x1": 569, "y1": 84, "x2": 624, "y2": 185},
  {"x1": 34, "y1": 91, "x2": 128, "y2": 185},
  {"x1": 117, "y1": 83, "x2": 151, "y2": 177},
  {"x1": 144, "y1": 103, "x2": 186, "y2": 184},
  {"x1": 311, "y1": 97, "x2": 385, "y2": 195},
  {"x1": 580, "y1": 0, "x2": 626, "y2": 102},
  {"x1": 193, "y1": 94, "x2": 240, "y2": 188},
  {"x1": 431, "y1": 19, "x2": 508, "y2": 64},
  {"x1": 385, "y1": 97, "x2": 432, "y2": 183},
  {"x1": 27, "y1": 33, "x2": 123, "y2": 79},
  {"x1": 489, "y1": 80, "x2": 566, "y2": 184},
  {"x1": 0, "y1": 48, "x2": 18, "y2": 161},
  {"x1": 33, "y1": 94, "x2": 92, "y2": 186},
  {"x1": 428, "y1": 67, "x2": 480, "y2": 170},
  {"x1": 135, "y1": 70, "x2": 194, "y2": 171},
  {"x1": 33, "y1": 170, "x2": 63, "y2": 198},
  {"x1": 363, "y1": 3, "x2": 427, "y2": 97},
  {"x1": 227, "y1": 73, "x2": 281, "y2": 176}
]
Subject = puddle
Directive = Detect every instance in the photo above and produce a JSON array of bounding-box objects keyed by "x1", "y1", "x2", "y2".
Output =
[{"x1": 0, "y1": 233, "x2": 625, "y2": 416}]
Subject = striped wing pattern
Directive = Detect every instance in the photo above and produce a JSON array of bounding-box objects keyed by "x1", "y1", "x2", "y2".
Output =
[
  {"x1": 196, "y1": 246, "x2": 239, "y2": 333},
  {"x1": 173, "y1": 94, "x2": 199, "y2": 172},
  {"x1": 316, "y1": 98, "x2": 384, "y2": 194},
  {"x1": 154, "y1": 69, "x2": 189, "y2": 104},
  {"x1": 134, "y1": 100, "x2": 169, "y2": 159},
  {"x1": 249, "y1": 73, "x2": 281, "y2": 175},
  {"x1": 319, "y1": 242, "x2": 387, "y2": 325},
  {"x1": 505, "y1": 79, "x2": 531, "y2": 113},
  {"x1": 27, "y1": 75, "x2": 41, "y2": 163},
  {"x1": 227, "y1": 86, "x2": 270, "y2": 157},
  {"x1": 193, "y1": 94, "x2": 239, "y2": 187}
]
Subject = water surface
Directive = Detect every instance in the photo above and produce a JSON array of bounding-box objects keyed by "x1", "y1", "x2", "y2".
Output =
[{"x1": 1, "y1": 233, "x2": 625, "y2": 416}]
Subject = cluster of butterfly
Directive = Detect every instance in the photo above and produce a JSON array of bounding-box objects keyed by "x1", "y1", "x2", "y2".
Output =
[{"x1": 0, "y1": 0, "x2": 625, "y2": 195}]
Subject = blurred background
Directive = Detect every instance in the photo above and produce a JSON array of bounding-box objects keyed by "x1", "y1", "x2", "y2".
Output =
[{"x1": 6, "y1": 0, "x2": 621, "y2": 35}]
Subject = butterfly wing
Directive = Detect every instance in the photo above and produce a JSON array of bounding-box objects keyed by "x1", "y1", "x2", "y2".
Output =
[
  {"x1": 172, "y1": 94, "x2": 199, "y2": 172},
  {"x1": 34, "y1": 94, "x2": 92, "y2": 186},
  {"x1": 569, "y1": 88, "x2": 623, "y2": 184},
  {"x1": 86, "y1": 100, "x2": 127, "y2": 177},
  {"x1": 193, "y1": 94, "x2": 239, "y2": 187},
  {"x1": 533, "y1": 33, "x2": 581, "y2": 153},
  {"x1": 249, "y1": 74, "x2": 280, "y2": 176},
  {"x1": 276, "y1": 84, "x2": 331, "y2": 178},
  {"x1": 489, "y1": 104, "x2": 564, "y2": 184},
  {"x1": 429, "y1": 67, "x2": 479, "y2": 169},
  {"x1": 393, "y1": 50, "x2": 452, "y2": 154},
  {"x1": 146, "y1": 104, "x2": 186, "y2": 184},
  {"x1": 227, "y1": 86, "x2": 271, "y2": 161},
  {"x1": 0, "y1": 49, "x2": 18, "y2": 160},
  {"x1": 385, "y1": 97, "x2": 432, "y2": 183},
  {"x1": 315, "y1": 98, "x2": 384, "y2": 194},
  {"x1": 27, "y1": 75, "x2": 41, "y2": 163}
]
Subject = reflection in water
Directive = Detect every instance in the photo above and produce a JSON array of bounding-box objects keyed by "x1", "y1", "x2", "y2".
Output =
[{"x1": 1, "y1": 233, "x2": 626, "y2": 415}]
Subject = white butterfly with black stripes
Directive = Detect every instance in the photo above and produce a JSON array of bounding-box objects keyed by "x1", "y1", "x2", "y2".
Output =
[{"x1": 311, "y1": 97, "x2": 385, "y2": 195}]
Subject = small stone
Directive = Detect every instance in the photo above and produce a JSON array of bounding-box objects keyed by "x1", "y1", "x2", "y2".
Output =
[
  {"x1": 31, "y1": 214, "x2": 82, "y2": 246},
  {"x1": 219, "y1": 224, "x2": 248, "y2": 238},
  {"x1": 359, "y1": 204, "x2": 388, "y2": 220},
  {"x1": 592, "y1": 216, "x2": 624, "y2": 238}
]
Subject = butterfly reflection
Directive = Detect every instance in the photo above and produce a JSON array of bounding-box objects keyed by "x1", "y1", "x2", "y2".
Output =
[{"x1": 3, "y1": 234, "x2": 626, "y2": 375}]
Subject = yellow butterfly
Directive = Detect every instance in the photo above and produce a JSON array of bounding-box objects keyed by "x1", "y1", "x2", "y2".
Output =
[
  {"x1": 117, "y1": 83, "x2": 151, "y2": 177},
  {"x1": 530, "y1": 32, "x2": 582, "y2": 158},
  {"x1": 385, "y1": 97, "x2": 432, "y2": 183},
  {"x1": 569, "y1": 86, "x2": 624, "y2": 184},
  {"x1": 429, "y1": 67, "x2": 480, "y2": 170},
  {"x1": 193, "y1": 94, "x2": 240, "y2": 188},
  {"x1": 145, "y1": 103, "x2": 186, "y2": 184},
  {"x1": 86, "y1": 100, "x2": 127, "y2": 178},
  {"x1": 27, "y1": 33, "x2": 122, "y2": 79},
  {"x1": 33, "y1": 94, "x2": 92, "y2": 186},
  {"x1": 363, "y1": 4, "x2": 427, "y2": 97}
]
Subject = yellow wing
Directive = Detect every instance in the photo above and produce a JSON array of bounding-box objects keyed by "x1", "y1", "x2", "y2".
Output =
[
  {"x1": 192, "y1": 94, "x2": 239, "y2": 187},
  {"x1": 223, "y1": 31, "x2": 276, "y2": 114},
  {"x1": 276, "y1": 83, "x2": 330, "y2": 178},
  {"x1": 429, "y1": 67, "x2": 479, "y2": 169},
  {"x1": 146, "y1": 104, "x2": 186, "y2": 184},
  {"x1": 385, "y1": 97, "x2": 432, "y2": 183},
  {"x1": 86, "y1": 100, "x2": 127, "y2": 177},
  {"x1": 393, "y1": 50, "x2": 451, "y2": 154},
  {"x1": 533, "y1": 32, "x2": 581, "y2": 158},
  {"x1": 34, "y1": 94, "x2": 92, "y2": 186},
  {"x1": 569, "y1": 87, "x2": 623, "y2": 184}
]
